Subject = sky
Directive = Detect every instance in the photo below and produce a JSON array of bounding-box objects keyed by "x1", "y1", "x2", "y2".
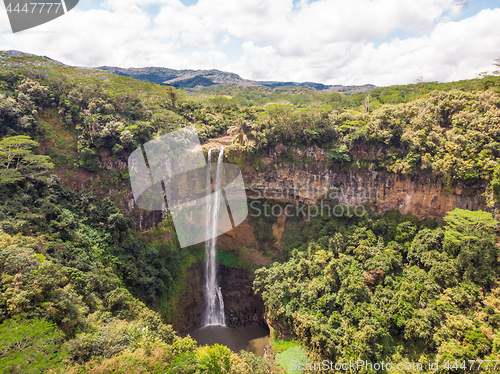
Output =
[{"x1": 0, "y1": 0, "x2": 499, "y2": 86}]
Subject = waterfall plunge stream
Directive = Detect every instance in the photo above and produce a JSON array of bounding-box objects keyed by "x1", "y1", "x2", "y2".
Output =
[
  {"x1": 190, "y1": 147, "x2": 269, "y2": 352},
  {"x1": 203, "y1": 147, "x2": 226, "y2": 326}
]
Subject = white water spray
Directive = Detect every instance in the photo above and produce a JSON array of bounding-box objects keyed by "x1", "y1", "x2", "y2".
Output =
[{"x1": 203, "y1": 147, "x2": 226, "y2": 326}]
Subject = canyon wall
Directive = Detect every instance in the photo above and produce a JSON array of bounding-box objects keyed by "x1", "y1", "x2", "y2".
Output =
[
  {"x1": 58, "y1": 144, "x2": 488, "y2": 231},
  {"x1": 168, "y1": 261, "x2": 266, "y2": 334},
  {"x1": 244, "y1": 145, "x2": 487, "y2": 220}
]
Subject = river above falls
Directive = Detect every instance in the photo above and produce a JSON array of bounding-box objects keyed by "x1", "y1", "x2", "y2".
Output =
[{"x1": 188, "y1": 323, "x2": 270, "y2": 357}]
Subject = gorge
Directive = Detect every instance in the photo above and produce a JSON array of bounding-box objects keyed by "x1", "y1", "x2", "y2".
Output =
[{"x1": 64, "y1": 142, "x2": 493, "y2": 334}]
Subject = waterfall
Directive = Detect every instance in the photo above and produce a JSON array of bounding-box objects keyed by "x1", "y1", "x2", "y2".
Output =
[{"x1": 203, "y1": 147, "x2": 226, "y2": 326}]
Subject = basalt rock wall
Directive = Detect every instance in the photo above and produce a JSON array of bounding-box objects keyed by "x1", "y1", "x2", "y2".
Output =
[{"x1": 244, "y1": 145, "x2": 486, "y2": 220}]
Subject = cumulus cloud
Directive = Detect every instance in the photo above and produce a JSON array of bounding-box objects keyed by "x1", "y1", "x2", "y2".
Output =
[{"x1": 0, "y1": 0, "x2": 498, "y2": 85}]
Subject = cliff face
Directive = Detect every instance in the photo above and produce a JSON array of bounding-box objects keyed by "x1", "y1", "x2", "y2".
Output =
[
  {"x1": 56, "y1": 154, "x2": 165, "y2": 232},
  {"x1": 57, "y1": 144, "x2": 486, "y2": 232},
  {"x1": 244, "y1": 145, "x2": 486, "y2": 220},
  {"x1": 168, "y1": 261, "x2": 205, "y2": 333},
  {"x1": 220, "y1": 266, "x2": 265, "y2": 328},
  {"x1": 167, "y1": 260, "x2": 265, "y2": 333}
]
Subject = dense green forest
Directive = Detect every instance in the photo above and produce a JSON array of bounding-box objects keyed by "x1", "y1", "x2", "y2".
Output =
[
  {"x1": 255, "y1": 208, "x2": 500, "y2": 373},
  {"x1": 1, "y1": 52, "x2": 500, "y2": 372},
  {"x1": 0, "y1": 54, "x2": 271, "y2": 373}
]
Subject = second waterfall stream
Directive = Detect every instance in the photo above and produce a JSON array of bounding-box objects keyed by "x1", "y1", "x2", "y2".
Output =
[{"x1": 203, "y1": 147, "x2": 226, "y2": 326}]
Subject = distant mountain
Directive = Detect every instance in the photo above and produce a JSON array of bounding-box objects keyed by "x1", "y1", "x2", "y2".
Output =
[
  {"x1": 169, "y1": 76, "x2": 217, "y2": 88},
  {"x1": 97, "y1": 66, "x2": 256, "y2": 87},
  {"x1": 1, "y1": 50, "x2": 375, "y2": 93},
  {"x1": 1, "y1": 50, "x2": 65, "y2": 65},
  {"x1": 97, "y1": 66, "x2": 375, "y2": 93},
  {"x1": 258, "y1": 80, "x2": 375, "y2": 93}
]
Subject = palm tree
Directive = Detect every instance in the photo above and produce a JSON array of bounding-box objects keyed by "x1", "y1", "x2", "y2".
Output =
[{"x1": 227, "y1": 120, "x2": 258, "y2": 148}]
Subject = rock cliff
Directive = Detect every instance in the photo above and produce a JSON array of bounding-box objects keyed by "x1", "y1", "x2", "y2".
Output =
[{"x1": 244, "y1": 145, "x2": 486, "y2": 220}]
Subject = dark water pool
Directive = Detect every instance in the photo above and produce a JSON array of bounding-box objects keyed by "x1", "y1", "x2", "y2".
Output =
[{"x1": 188, "y1": 323, "x2": 270, "y2": 357}]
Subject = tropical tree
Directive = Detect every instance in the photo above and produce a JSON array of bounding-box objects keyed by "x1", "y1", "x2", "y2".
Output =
[
  {"x1": 227, "y1": 120, "x2": 258, "y2": 148},
  {"x1": 0, "y1": 316, "x2": 68, "y2": 373},
  {"x1": 327, "y1": 144, "x2": 350, "y2": 164},
  {"x1": 0, "y1": 135, "x2": 53, "y2": 184},
  {"x1": 443, "y1": 208, "x2": 500, "y2": 286},
  {"x1": 443, "y1": 208, "x2": 499, "y2": 248}
]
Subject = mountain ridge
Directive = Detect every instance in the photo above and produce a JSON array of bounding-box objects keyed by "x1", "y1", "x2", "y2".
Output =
[
  {"x1": 1, "y1": 50, "x2": 375, "y2": 93},
  {"x1": 98, "y1": 65, "x2": 375, "y2": 92}
]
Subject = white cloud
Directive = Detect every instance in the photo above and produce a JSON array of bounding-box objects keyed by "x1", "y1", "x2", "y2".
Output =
[
  {"x1": 227, "y1": 6, "x2": 500, "y2": 85},
  {"x1": 0, "y1": 0, "x2": 498, "y2": 85}
]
